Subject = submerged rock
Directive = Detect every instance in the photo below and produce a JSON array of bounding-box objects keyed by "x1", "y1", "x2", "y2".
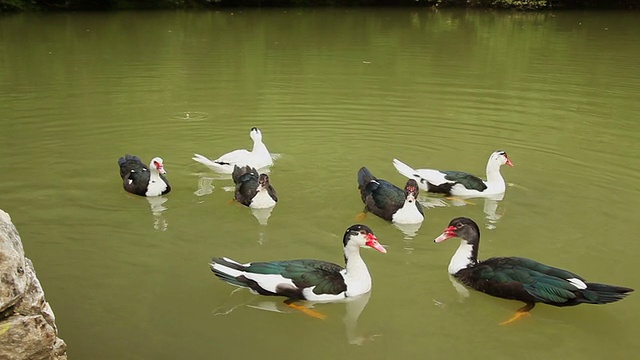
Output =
[{"x1": 0, "y1": 209, "x2": 67, "y2": 360}]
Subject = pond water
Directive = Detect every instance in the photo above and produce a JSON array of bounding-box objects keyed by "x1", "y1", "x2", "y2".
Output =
[{"x1": 1, "y1": 8, "x2": 639, "y2": 359}]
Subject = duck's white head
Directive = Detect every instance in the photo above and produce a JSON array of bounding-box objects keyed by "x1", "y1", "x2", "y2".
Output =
[
  {"x1": 343, "y1": 224, "x2": 387, "y2": 254},
  {"x1": 150, "y1": 157, "x2": 166, "y2": 174},
  {"x1": 488, "y1": 150, "x2": 513, "y2": 168},
  {"x1": 250, "y1": 127, "x2": 263, "y2": 143}
]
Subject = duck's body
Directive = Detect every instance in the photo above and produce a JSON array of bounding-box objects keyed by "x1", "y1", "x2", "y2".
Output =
[
  {"x1": 118, "y1": 155, "x2": 170, "y2": 197},
  {"x1": 232, "y1": 165, "x2": 278, "y2": 209},
  {"x1": 210, "y1": 225, "x2": 387, "y2": 302},
  {"x1": 193, "y1": 127, "x2": 273, "y2": 174},
  {"x1": 435, "y1": 217, "x2": 633, "y2": 323},
  {"x1": 392, "y1": 150, "x2": 513, "y2": 197},
  {"x1": 357, "y1": 167, "x2": 424, "y2": 224}
]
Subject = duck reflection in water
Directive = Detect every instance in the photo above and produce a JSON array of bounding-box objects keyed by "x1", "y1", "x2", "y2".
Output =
[
  {"x1": 447, "y1": 192, "x2": 506, "y2": 230},
  {"x1": 146, "y1": 196, "x2": 168, "y2": 231},
  {"x1": 213, "y1": 291, "x2": 380, "y2": 345}
]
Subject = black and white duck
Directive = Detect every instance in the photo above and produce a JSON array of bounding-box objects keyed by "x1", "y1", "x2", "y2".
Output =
[
  {"x1": 434, "y1": 217, "x2": 633, "y2": 324},
  {"x1": 357, "y1": 167, "x2": 424, "y2": 224},
  {"x1": 117, "y1": 155, "x2": 170, "y2": 197},
  {"x1": 210, "y1": 224, "x2": 387, "y2": 317},
  {"x1": 232, "y1": 165, "x2": 278, "y2": 209},
  {"x1": 393, "y1": 150, "x2": 513, "y2": 197},
  {"x1": 193, "y1": 127, "x2": 273, "y2": 174}
]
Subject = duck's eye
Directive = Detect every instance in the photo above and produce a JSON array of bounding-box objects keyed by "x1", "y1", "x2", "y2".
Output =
[
  {"x1": 360, "y1": 230, "x2": 366, "y2": 235},
  {"x1": 457, "y1": 223, "x2": 464, "y2": 228}
]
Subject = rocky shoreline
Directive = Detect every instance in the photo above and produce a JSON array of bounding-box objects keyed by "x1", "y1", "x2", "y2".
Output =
[{"x1": 0, "y1": 210, "x2": 67, "y2": 360}]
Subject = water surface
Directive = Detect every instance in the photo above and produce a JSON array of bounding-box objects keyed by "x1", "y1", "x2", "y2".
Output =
[{"x1": 1, "y1": 8, "x2": 639, "y2": 359}]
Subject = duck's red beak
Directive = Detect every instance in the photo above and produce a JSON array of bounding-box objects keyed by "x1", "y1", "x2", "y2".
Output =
[
  {"x1": 434, "y1": 226, "x2": 456, "y2": 243},
  {"x1": 365, "y1": 233, "x2": 387, "y2": 253},
  {"x1": 506, "y1": 158, "x2": 514, "y2": 167}
]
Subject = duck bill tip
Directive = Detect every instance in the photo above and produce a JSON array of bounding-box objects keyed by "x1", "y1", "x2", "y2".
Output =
[
  {"x1": 367, "y1": 240, "x2": 387, "y2": 254},
  {"x1": 434, "y1": 232, "x2": 452, "y2": 243}
]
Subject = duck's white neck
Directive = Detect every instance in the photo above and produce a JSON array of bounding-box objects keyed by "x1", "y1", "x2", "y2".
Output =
[
  {"x1": 485, "y1": 160, "x2": 506, "y2": 191},
  {"x1": 251, "y1": 140, "x2": 268, "y2": 154},
  {"x1": 392, "y1": 200, "x2": 424, "y2": 224},
  {"x1": 342, "y1": 243, "x2": 372, "y2": 297},
  {"x1": 448, "y1": 239, "x2": 476, "y2": 275},
  {"x1": 146, "y1": 170, "x2": 168, "y2": 197}
]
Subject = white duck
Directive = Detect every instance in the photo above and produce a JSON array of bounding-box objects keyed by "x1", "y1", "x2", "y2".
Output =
[
  {"x1": 193, "y1": 127, "x2": 273, "y2": 174},
  {"x1": 392, "y1": 150, "x2": 513, "y2": 197}
]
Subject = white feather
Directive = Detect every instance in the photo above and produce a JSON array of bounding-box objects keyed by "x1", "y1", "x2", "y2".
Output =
[
  {"x1": 448, "y1": 240, "x2": 475, "y2": 275},
  {"x1": 391, "y1": 199, "x2": 424, "y2": 224},
  {"x1": 250, "y1": 189, "x2": 277, "y2": 209},
  {"x1": 567, "y1": 277, "x2": 587, "y2": 289},
  {"x1": 145, "y1": 169, "x2": 168, "y2": 197}
]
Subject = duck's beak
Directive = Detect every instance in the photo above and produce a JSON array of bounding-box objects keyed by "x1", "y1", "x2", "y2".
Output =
[
  {"x1": 434, "y1": 226, "x2": 456, "y2": 243},
  {"x1": 506, "y1": 158, "x2": 514, "y2": 167},
  {"x1": 365, "y1": 233, "x2": 387, "y2": 253}
]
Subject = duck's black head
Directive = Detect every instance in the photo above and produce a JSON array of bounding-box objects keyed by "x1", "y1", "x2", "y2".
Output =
[
  {"x1": 434, "y1": 217, "x2": 481, "y2": 245},
  {"x1": 404, "y1": 179, "x2": 419, "y2": 203},
  {"x1": 343, "y1": 224, "x2": 386, "y2": 254}
]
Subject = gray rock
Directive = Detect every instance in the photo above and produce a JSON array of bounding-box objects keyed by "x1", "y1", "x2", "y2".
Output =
[{"x1": 0, "y1": 209, "x2": 67, "y2": 360}]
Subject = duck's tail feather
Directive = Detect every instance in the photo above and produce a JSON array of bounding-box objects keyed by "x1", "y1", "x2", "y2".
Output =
[
  {"x1": 392, "y1": 158, "x2": 417, "y2": 180},
  {"x1": 581, "y1": 283, "x2": 634, "y2": 304},
  {"x1": 357, "y1": 167, "x2": 376, "y2": 188},
  {"x1": 118, "y1": 154, "x2": 143, "y2": 178},
  {"x1": 210, "y1": 257, "x2": 249, "y2": 288},
  {"x1": 193, "y1": 153, "x2": 218, "y2": 167}
]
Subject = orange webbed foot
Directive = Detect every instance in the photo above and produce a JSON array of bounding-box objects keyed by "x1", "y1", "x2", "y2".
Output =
[
  {"x1": 286, "y1": 302, "x2": 327, "y2": 320},
  {"x1": 355, "y1": 212, "x2": 367, "y2": 221},
  {"x1": 500, "y1": 303, "x2": 534, "y2": 325}
]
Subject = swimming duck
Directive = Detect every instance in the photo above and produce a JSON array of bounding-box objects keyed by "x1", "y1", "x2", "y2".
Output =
[
  {"x1": 210, "y1": 225, "x2": 387, "y2": 317},
  {"x1": 392, "y1": 150, "x2": 513, "y2": 197},
  {"x1": 435, "y1": 217, "x2": 633, "y2": 324},
  {"x1": 117, "y1": 155, "x2": 170, "y2": 197},
  {"x1": 193, "y1": 127, "x2": 273, "y2": 174},
  {"x1": 232, "y1": 165, "x2": 278, "y2": 209},
  {"x1": 357, "y1": 167, "x2": 424, "y2": 224}
]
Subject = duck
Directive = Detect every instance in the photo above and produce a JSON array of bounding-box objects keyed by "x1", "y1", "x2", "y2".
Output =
[
  {"x1": 117, "y1": 155, "x2": 171, "y2": 197},
  {"x1": 193, "y1": 127, "x2": 273, "y2": 174},
  {"x1": 392, "y1": 150, "x2": 513, "y2": 197},
  {"x1": 232, "y1": 165, "x2": 278, "y2": 209},
  {"x1": 210, "y1": 224, "x2": 387, "y2": 317},
  {"x1": 357, "y1": 167, "x2": 424, "y2": 224},
  {"x1": 434, "y1": 217, "x2": 634, "y2": 324}
]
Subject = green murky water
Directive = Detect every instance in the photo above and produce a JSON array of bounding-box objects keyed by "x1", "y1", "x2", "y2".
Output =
[{"x1": 1, "y1": 8, "x2": 639, "y2": 359}]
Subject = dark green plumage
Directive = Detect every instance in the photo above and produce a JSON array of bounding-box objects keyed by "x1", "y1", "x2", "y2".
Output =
[
  {"x1": 232, "y1": 165, "x2": 260, "y2": 206},
  {"x1": 211, "y1": 258, "x2": 347, "y2": 299},
  {"x1": 249, "y1": 260, "x2": 347, "y2": 296},
  {"x1": 441, "y1": 170, "x2": 487, "y2": 192},
  {"x1": 458, "y1": 256, "x2": 594, "y2": 305}
]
